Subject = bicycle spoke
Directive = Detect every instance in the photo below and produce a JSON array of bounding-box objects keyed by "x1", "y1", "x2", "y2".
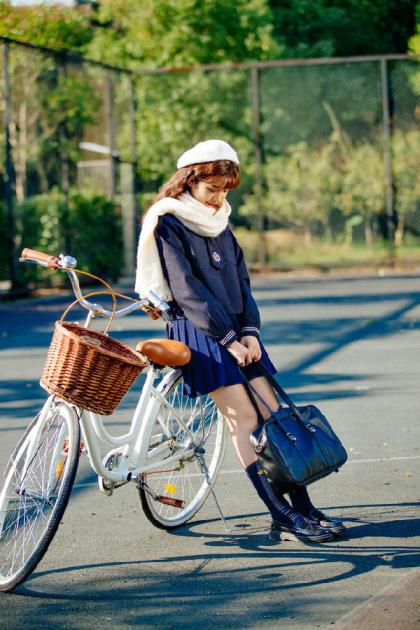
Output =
[
  {"x1": 0, "y1": 400, "x2": 79, "y2": 590},
  {"x1": 139, "y1": 372, "x2": 227, "y2": 528}
]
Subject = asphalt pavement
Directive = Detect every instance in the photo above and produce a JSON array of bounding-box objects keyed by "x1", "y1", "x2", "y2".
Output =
[{"x1": 0, "y1": 271, "x2": 419, "y2": 629}]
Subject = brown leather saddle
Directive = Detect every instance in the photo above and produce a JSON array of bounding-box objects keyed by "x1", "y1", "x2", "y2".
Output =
[{"x1": 136, "y1": 339, "x2": 191, "y2": 367}]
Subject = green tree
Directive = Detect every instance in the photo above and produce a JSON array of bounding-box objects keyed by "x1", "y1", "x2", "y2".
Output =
[
  {"x1": 0, "y1": 2, "x2": 93, "y2": 52},
  {"x1": 339, "y1": 143, "x2": 385, "y2": 246},
  {"x1": 269, "y1": 0, "x2": 417, "y2": 58},
  {"x1": 0, "y1": 4, "x2": 99, "y2": 200},
  {"x1": 86, "y1": 0, "x2": 279, "y2": 205},
  {"x1": 262, "y1": 140, "x2": 341, "y2": 244},
  {"x1": 392, "y1": 129, "x2": 420, "y2": 245},
  {"x1": 89, "y1": 0, "x2": 279, "y2": 67}
]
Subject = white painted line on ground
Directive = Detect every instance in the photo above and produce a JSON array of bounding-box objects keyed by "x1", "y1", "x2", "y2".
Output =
[
  {"x1": 73, "y1": 454, "x2": 420, "y2": 489},
  {"x1": 346, "y1": 454, "x2": 420, "y2": 464}
]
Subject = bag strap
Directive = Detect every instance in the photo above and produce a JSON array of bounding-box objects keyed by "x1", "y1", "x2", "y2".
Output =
[
  {"x1": 241, "y1": 361, "x2": 306, "y2": 425},
  {"x1": 240, "y1": 373, "x2": 273, "y2": 428}
]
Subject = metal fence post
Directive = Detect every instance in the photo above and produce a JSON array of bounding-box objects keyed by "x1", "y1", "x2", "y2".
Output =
[
  {"x1": 120, "y1": 76, "x2": 140, "y2": 277},
  {"x1": 104, "y1": 70, "x2": 118, "y2": 198},
  {"x1": 380, "y1": 57, "x2": 396, "y2": 264},
  {"x1": 2, "y1": 41, "x2": 18, "y2": 289},
  {"x1": 129, "y1": 76, "x2": 140, "y2": 232},
  {"x1": 58, "y1": 57, "x2": 71, "y2": 253},
  {"x1": 250, "y1": 65, "x2": 266, "y2": 267}
]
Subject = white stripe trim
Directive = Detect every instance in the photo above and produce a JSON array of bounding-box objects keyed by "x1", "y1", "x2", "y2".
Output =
[
  {"x1": 219, "y1": 330, "x2": 237, "y2": 346},
  {"x1": 241, "y1": 326, "x2": 260, "y2": 336}
]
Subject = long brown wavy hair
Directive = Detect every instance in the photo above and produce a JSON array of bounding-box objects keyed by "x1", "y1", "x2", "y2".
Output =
[{"x1": 151, "y1": 160, "x2": 240, "y2": 205}]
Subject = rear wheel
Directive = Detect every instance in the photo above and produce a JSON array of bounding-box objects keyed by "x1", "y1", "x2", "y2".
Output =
[
  {"x1": 0, "y1": 397, "x2": 80, "y2": 592},
  {"x1": 139, "y1": 371, "x2": 227, "y2": 529}
]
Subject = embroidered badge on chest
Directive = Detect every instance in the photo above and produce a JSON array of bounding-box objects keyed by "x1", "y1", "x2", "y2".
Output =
[{"x1": 212, "y1": 252, "x2": 221, "y2": 262}]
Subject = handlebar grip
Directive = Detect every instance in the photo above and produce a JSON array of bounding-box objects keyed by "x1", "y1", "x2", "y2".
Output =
[
  {"x1": 21, "y1": 248, "x2": 61, "y2": 269},
  {"x1": 141, "y1": 305, "x2": 161, "y2": 320}
]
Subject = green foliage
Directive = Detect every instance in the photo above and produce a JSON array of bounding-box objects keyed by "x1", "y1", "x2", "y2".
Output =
[
  {"x1": 0, "y1": 203, "x2": 8, "y2": 280},
  {"x1": 89, "y1": 0, "x2": 279, "y2": 67},
  {"x1": 1, "y1": 0, "x2": 418, "y2": 281},
  {"x1": 39, "y1": 69, "x2": 100, "y2": 161},
  {"x1": 262, "y1": 141, "x2": 341, "y2": 242},
  {"x1": 67, "y1": 193, "x2": 122, "y2": 280},
  {"x1": 269, "y1": 0, "x2": 418, "y2": 58},
  {"x1": 239, "y1": 123, "x2": 420, "y2": 253},
  {"x1": 408, "y1": 1, "x2": 420, "y2": 54},
  {"x1": 0, "y1": 2, "x2": 94, "y2": 52},
  {"x1": 0, "y1": 191, "x2": 122, "y2": 284}
]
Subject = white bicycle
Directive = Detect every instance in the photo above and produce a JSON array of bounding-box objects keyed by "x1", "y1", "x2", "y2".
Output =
[{"x1": 0, "y1": 248, "x2": 228, "y2": 592}]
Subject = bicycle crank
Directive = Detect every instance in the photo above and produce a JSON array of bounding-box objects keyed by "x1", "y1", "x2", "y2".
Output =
[
  {"x1": 135, "y1": 476, "x2": 186, "y2": 509},
  {"x1": 98, "y1": 451, "x2": 127, "y2": 497}
]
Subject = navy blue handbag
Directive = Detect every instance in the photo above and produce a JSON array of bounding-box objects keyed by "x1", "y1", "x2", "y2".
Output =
[{"x1": 244, "y1": 363, "x2": 347, "y2": 488}]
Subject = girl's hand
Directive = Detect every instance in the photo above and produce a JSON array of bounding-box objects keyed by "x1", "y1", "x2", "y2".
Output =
[
  {"x1": 226, "y1": 340, "x2": 252, "y2": 367},
  {"x1": 239, "y1": 335, "x2": 262, "y2": 363}
]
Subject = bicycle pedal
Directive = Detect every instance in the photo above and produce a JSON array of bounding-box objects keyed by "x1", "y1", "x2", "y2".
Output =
[
  {"x1": 98, "y1": 476, "x2": 114, "y2": 497},
  {"x1": 156, "y1": 495, "x2": 185, "y2": 509}
]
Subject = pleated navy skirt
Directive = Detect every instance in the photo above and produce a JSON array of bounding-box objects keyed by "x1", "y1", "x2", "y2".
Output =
[{"x1": 166, "y1": 316, "x2": 276, "y2": 398}]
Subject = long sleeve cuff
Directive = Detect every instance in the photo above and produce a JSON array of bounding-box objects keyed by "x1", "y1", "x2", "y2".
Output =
[
  {"x1": 240, "y1": 326, "x2": 260, "y2": 338},
  {"x1": 219, "y1": 330, "x2": 238, "y2": 346}
]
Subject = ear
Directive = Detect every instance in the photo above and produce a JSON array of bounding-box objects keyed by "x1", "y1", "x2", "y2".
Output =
[{"x1": 186, "y1": 175, "x2": 194, "y2": 187}]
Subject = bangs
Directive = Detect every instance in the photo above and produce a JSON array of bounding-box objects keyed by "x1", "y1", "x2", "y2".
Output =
[{"x1": 196, "y1": 159, "x2": 241, "y2": 189}]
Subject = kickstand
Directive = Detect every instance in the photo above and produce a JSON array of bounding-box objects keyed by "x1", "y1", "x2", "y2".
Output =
[{"x1": 197, "y1": 454, "x2": 230, "y2": 532}]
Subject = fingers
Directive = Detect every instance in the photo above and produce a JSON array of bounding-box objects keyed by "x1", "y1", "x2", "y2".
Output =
[
  {"x1": 240, "y1": 336, "x2": 262, "y2": 363},
  {"x1": 237, "y1": 349, "x2": 252, "y2": 367},
  {"x1": 248, "y1": 347, "x2": 262, "y2": 363}
]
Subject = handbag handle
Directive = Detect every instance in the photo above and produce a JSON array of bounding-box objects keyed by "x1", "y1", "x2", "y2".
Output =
[{"x1": 241, "y1": 361, "x2": 308, "y2": 427}]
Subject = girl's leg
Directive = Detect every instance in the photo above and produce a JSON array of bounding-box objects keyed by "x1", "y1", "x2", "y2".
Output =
[
  {"x1": 209, "y1": 382, "x2": 258, "y2": 468},
  {"x1": 288, "y1": 486, "x2": 346, "y2": 535},
  {"x1": 209, "y1": 382, "x2": 333, "y2": 542},
  {"x1": 247, "y1": 376, "x2": 345, "y2": 535}
]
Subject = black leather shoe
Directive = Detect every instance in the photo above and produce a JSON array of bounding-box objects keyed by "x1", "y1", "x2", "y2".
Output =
[
  {"x1": 270, "y1": 516, "x2": 333, "y2": 543},
  {"x1": 307, "y1": 509, "x2": 346, "y2": 536}
]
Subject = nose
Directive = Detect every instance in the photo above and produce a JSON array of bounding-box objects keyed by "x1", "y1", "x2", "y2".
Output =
[{"x1": 213, "y1": 190, "x2": 227, "y2": 204}]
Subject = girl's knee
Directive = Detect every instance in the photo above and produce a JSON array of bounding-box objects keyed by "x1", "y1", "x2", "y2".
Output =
[{"x1": 224, "y1": 412, "x2": 258, "y2": 436}]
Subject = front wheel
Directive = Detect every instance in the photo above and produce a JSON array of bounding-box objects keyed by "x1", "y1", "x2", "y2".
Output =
[
  {"x1": 0, "y1": 397, "x2": 80, "y2": 592},
  {"x1": 138, "y1": 370, "x2": 228, "y2": 529}
]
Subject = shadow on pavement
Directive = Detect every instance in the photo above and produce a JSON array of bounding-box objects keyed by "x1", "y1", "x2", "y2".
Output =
[{"x1": 9, "y1": 502, "x2": 419, "y2": 628}]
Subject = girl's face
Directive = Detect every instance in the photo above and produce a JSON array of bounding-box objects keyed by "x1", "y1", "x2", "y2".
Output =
[{"x1": 189, "y1": 176, "x2": 230, "y2": 210}]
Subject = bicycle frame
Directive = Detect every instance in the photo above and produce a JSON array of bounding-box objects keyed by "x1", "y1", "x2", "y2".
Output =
[
  {"x1": 77, "y1": 366, "x2": 198, "y2": 483},
  {"x1": 18, "y1": 252, "x2": 200, "y2": 486},
  {"x1": 0, "y1": 248, "x2": 229, "y2": 594}
]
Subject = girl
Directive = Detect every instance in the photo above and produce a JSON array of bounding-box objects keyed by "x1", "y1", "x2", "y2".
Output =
[{"x1": 136, "y1": 139, "x2": 345, "y2": 543}]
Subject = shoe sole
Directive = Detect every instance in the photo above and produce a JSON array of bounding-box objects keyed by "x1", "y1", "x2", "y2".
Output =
[
  {"x1": 328, "y1": 524, "x2": 346, "y2": 536},
  {"x1": 270, "y1": 529, "x2": 333, "y2": 543},
  {"x1": 316, "y1": 520, "x2": 347, "y2": 536}
]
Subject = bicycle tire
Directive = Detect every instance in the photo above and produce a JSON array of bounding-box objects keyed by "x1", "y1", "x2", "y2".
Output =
[
  {"x1": 138, "y1": 370, "x2": 227, "y2": 529},
  {"x1": 0, "y1": 397, "x2": 80, "y2": 592}
]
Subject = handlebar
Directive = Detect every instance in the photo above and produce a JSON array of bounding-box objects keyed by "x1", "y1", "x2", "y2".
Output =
[
  {"x1": 21, "y1": 248, "x2": 61, "y2": 268},
  {"x1": 19, "y1": 248, "x2": 170, "y2": 320}
]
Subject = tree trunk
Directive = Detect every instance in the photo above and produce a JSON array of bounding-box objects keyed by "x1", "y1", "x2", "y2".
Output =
[
  {"x1": 36, "y1": 160, "x2": 49, "y2": 193},
  {"x1": 394, "y1": 213, "x2": 405, "y2": 247},
  {"x1": 364, "y1": 212, "x2": 374, "y2": 247},
  {"x1": 303, "y1": 220, "x2": 312, "y2": 246},
  {"x1": 16, "y1": 100, "x2": 28, "y2": 201}
]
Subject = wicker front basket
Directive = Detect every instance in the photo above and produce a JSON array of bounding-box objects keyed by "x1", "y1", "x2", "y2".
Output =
[{"x1": 40, "y1": 321, "x2": 148, "y2": 415}]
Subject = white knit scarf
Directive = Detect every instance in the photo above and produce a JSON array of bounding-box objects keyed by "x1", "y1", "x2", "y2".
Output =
[{"x1": 135, "y1": 192, "x2": 231, "y2": 300}]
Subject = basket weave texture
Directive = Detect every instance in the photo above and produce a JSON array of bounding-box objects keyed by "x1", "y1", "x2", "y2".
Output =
[{"x1": 41, "y1": 321, "x2": 148, "y2": 415}]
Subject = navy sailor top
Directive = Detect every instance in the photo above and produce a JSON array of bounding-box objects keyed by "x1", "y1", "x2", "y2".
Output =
[{"x1": 154, "y1": 214, "x2": 260, "y2": 346}]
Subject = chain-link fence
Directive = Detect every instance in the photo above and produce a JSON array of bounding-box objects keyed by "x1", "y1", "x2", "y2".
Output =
[
  {"x1": 136, "y1": 57, "x2": 419, "y2": 271},
  {"x1": 0, "y1": 37, "x2": 139, "y2": 288},
  {"x1": 1, "y1": 37, "x2": 419, "y2": 288}
]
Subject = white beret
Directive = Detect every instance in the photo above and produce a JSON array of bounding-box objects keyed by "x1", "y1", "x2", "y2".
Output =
[{"x1": 177, "y1": 139, "x2": 239, "y2": 169}]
